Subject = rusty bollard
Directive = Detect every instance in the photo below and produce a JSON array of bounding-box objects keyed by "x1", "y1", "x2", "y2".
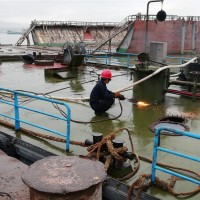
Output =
[{"x1": 22, "y1": 156, "x2": 107, "y2": 200}]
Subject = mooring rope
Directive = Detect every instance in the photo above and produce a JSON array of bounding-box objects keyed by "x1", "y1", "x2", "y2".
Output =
[
  {"x1": 127, "y1": 155, "x2": 200, "y2": 199},
  {"x1": 87, "y1": 128, "x2": 140, "y2": 181},
  {"x1": 0, "y1": 118, "x2": 140, "y2": 181},
  {"x1": 0, "y1": 119, "x2": 86, "y2": 147},
  {"x1": 127, "y1": 172, "x2": 200, "y2": 200}
]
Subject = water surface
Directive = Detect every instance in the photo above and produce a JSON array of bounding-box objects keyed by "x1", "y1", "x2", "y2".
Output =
[{"x1": 0, "y1": 59, "x2": 199, "y2": 200}]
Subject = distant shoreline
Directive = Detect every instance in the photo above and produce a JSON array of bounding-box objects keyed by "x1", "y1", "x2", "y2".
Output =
[{"x1": 7, "y1": 30, "x2": 23, "y2": 35}]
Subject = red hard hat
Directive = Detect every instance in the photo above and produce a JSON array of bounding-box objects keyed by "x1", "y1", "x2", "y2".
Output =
[{"x1": 101, "y1": 69, "x2": 112, "y2": 79}]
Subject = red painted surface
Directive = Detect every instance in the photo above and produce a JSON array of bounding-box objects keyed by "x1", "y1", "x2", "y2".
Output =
[
  {"x1": 84, "y1": 31, "x2": 95, "y2": 41},
  {"x1": 185, "y1": 21, "x2": 193, "y2": 51},
  {"x1": 127, "y1": 19, "x2": 200, "y2": 54},
  {"x1": 195, "y1": 23, "x2": 200, "y2": 51},
  {"x1": 24, "y1": 62, "x2": 67, "y2": 68},
  {"x1": 167, "y1": 89, "x2": 200, "y2": 98}
]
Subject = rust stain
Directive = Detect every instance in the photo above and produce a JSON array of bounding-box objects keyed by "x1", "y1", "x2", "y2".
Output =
[
  {"x1": 22, "y1": 156, "x2": 106, "y2": 194},
  {"x1": 0, "y1": 150, "x2": 30, "y2": 200}
]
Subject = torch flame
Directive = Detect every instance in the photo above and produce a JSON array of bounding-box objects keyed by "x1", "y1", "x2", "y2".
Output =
[{"x1": 137, "y1": 101, "x2": 150, "y2": 107}]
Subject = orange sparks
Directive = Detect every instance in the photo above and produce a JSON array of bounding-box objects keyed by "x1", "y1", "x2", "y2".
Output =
[{"x1": 137, "y1": 101, "x2": 150, "y2": 107}]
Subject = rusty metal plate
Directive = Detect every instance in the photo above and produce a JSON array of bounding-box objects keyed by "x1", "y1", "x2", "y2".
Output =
[
  {"x1": 22, "y1": 156, "x2": 106, "y2": 194},
  {"x1": 0, "y1": 150, "x2": 29, "y2": 200}
]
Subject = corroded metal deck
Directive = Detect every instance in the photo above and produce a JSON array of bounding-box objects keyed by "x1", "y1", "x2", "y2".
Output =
[
  {"x1": 0, "y1": 45, "x2": 61, "y2": 61},
  {"x1": 0, "y1": 150, "x2": 29, "y2": 200},
  {"x1": 0, "y1": 132, "x2": 161, "y2": 200}
]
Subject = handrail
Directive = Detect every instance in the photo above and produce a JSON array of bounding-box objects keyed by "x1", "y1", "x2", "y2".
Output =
[
  {"x1": 31, "y1": 20, "x2": 119, "y2": 27},
  {"x1": 85, "y1": 50, "x2": 192, "y2": 68},
  {"x1": 151, "y1": 127, "x2": 200, "y2": 185},
  {"x1": 31, "y1": 15, "x2": 200, "y2": 27},
  {"x1": 0, "y1": 88, "x2": 71, "y2": 151},
  {"x1": 85, "y1": 50, "x2": 138, "y2": 68}
]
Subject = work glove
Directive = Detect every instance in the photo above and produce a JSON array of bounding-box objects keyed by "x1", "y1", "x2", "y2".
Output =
[
  {"x1": 118, "y1": 95, "x2": 125, "y2": 100},
  {"x1": 114, "y1": 92, "x2": 125, "y2": 100}
]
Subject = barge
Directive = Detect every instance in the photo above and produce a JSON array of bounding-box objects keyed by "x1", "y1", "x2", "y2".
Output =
[{"x1": 16, "y1": 14, "x2": 200, "y2": 54}]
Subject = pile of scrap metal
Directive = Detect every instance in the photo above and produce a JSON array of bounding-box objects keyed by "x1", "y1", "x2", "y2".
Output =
[
  {"x1": 21, "y1": 42, "x2": 87, "y2": 68},
  {"x1": 21, "y1": 52, "x2": 55, "y2": 66},
  {"x1": 60, "y1": 42, "x2": 87, "y2": 68}
]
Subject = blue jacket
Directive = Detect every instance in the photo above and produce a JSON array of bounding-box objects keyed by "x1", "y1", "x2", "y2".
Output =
[{"x1": 90, "y1": 79, "x2": 114, "y2": 106}]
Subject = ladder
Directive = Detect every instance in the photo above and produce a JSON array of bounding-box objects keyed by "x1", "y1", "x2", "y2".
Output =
[
  {"x1": 90, "y1": 16, "x2": 134, "y2": 54},
  {"x1": 15, "y1": 23, "x2": 36, "y2": 46}
]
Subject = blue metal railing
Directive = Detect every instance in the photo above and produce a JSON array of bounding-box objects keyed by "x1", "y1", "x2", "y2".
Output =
[
  {"x1": 85, "y1": 50, "x2": 138, "y2": 68},
  {"x1": 0, "y1": 88, "x2": 71, "y2": 151},
  {"x1": 151, "y1": 127, "x2": 200, "y2": 185},
  {"x1": 85, "y1": 50, "x2": 192, "y2": 68}
]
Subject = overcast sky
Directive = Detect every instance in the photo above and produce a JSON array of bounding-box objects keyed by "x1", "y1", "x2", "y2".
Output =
[{"x1": 0, "y1": 0, "x2": 199, "y2": 27}]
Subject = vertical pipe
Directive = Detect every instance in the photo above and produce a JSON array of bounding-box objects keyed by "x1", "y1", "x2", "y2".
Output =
[
  {"x1": 192, "y1": 22, "x2": 195, "y2": 50},
  {"x1": 145, "y1": 0, "x2": 164, "y2": 52},
  {"x1": 181, "y1": 20, "x2": 186, "y2": 54},
  {"x1": 144, "y1": 2, "x2": 150, "y2": 52},
  {"x1": 85, "y1": 51, "x2": 88, "y2": 64},
  {"x1": 127, "y1": 54, "x2": 130, "y2": 68},
  {"x1": 14, "y1": 93, "x2": 20, "y2": 130},
  {"x1": 192, "y1": 76, "x2": 198, "y2": 101},
  {"x1": 151, "y1": 128, "x2": 160, "y2": 183},
  {"x1": 66, "y1": 105, "x2": 71, "y2": 152},
  {"x1": 105, "y1": 53, "x2": 108, "y2": 67},
  {"x1": 108, "y1": 40, "x2": 111, "y2": 53}
]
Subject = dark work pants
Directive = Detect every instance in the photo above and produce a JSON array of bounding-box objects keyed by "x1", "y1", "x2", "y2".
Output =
[{"x1": 91, "y1": 98, "x2": 114, "y2": 113}]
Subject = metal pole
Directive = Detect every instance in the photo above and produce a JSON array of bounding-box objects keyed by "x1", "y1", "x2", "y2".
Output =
[
  {"x1": 192, "y1": 21, "x2": 195, "y2": 50},
  {"x1": 181, "y1": 20, "x2": 186, "y2": 54},
  {"x1": 144, "y1": 0, "x2": 164, "y2": 52},
  {"x1": 14, "y1": 93, "x2": 20, "y2": 130}
]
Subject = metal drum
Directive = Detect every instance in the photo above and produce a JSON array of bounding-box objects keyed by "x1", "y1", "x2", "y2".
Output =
[{"x1": 132, "y1": 68, "x2": 169, "y2": 104}]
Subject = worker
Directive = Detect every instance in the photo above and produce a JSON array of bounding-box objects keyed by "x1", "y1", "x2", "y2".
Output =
[{"x1": 89, "y1": 69, "x2": 124, "y2": 116}]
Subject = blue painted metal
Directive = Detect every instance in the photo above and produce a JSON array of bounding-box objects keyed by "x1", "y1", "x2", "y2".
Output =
[
  {"x1": 0, "y1": 88, "x2": 71, "y2": 151},
  {"x1": 14, "y1": 93, "x2": 20, "y2": 130},
  {"x1": 86, "y1": 50, "x2": 191, "y2": 68},
  {"x1": 105, "y1": 53, "x2": 108, "y2": 66},
  {"x1": 127, "y1": 54, "x2": 130, "y2": 68},
  {"x1": 155, "y1": 166, "x2": 200, "y2": 185},
  {"x1": 86, "y1": 51, "x2": 138, "y2": 68},
  {"x1": 157, "y1": 147, "x2": 200, "y2": 162},
  {"x1": 151, "y1": 127, "x2": 200, "y2": 185}
]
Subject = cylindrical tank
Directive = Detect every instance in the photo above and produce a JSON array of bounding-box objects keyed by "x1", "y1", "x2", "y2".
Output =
[
  {"x1": 22, "y1": 156, "x2": 106, "y2": 200},
  {"x1": 132, "y1": 68, "x2": 169, "y2": 104}
]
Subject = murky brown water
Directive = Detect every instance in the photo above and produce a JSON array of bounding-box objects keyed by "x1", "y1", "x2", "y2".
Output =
[{"x1": 0, "y1": 60, "x2": 200, "y2": 200}]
